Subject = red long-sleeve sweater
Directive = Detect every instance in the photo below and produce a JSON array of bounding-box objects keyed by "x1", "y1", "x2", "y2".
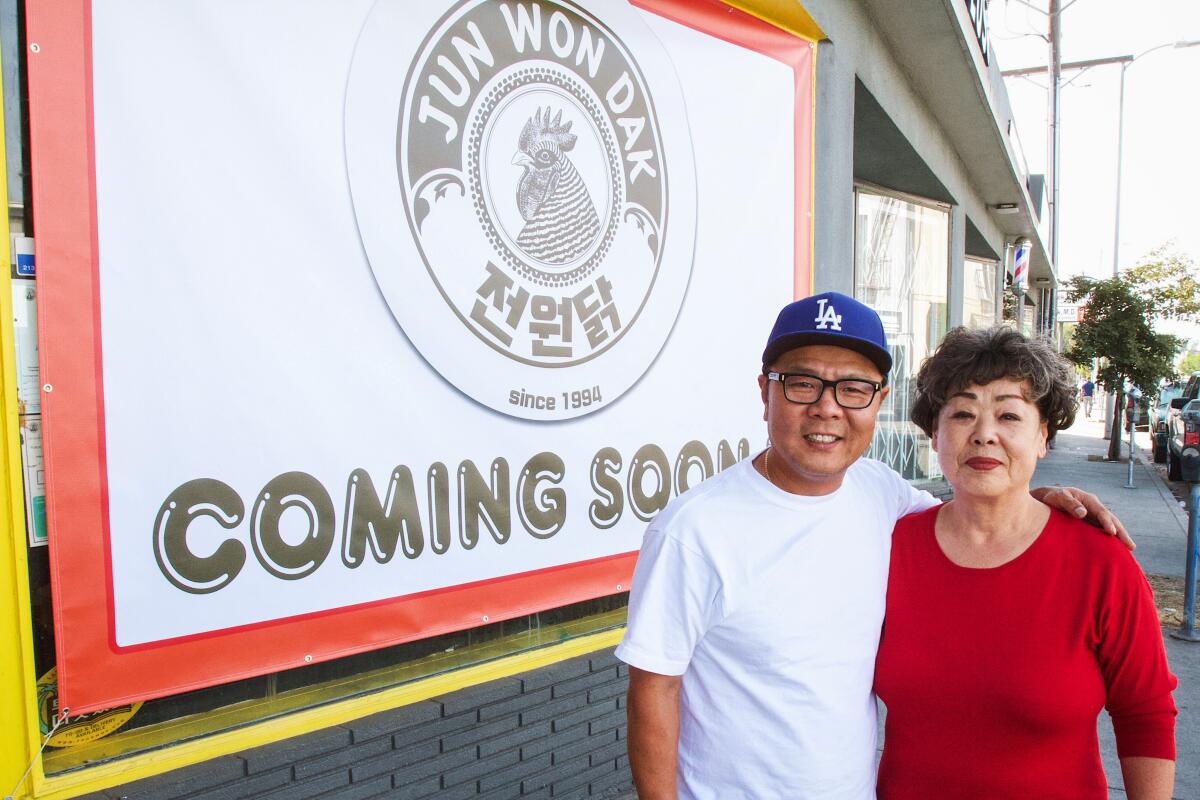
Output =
[{"x1": 875, "y1": 505, "x2": 1177, "y2": 799}]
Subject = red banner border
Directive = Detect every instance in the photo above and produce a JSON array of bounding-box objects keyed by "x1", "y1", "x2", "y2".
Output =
[{"x1": 28, "y1": 0, "x2": 814, "y2": 713}]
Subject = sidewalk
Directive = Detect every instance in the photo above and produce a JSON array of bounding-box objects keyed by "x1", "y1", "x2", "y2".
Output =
[{"x1": 1036, "y1": 414, "x2": 1198, "y2": 799}]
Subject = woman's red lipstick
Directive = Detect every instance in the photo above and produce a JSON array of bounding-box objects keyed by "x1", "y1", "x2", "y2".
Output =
[{"x1": 965, "y1": 457, "x2": 1002, "y2": 470}]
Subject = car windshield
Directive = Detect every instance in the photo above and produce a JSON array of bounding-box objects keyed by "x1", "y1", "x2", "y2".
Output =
[
  {"x1": 1158, "y1": 386, "x2": 1183, "y2": 407},
  {"x1": 1153, "y1": 387, "x2": 1183, "y2": 417}
]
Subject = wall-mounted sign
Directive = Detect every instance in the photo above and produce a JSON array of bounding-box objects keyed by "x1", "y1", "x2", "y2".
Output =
[
  {"x1": 28, "y1": 0, "x2": 814, "y2": 713},
  {"x1": 964, "y1": 0, "x2": 991, "y2": 66}
]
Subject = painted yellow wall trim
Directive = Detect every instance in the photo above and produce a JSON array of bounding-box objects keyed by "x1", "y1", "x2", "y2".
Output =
[
  {"x1": 0, "y1": 36, "x2": 47, "y2": 800},
  {"x1": 30, "y1": 628, "x2": 625, "y2": 800},
  {"x1": 724, "y1": 0, "x2": 825, "y2": 42}
]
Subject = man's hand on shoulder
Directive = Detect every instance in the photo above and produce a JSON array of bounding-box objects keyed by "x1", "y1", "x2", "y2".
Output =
[{"x1": 1031, "y1": 485, "x2": 1134, "y2": 550}]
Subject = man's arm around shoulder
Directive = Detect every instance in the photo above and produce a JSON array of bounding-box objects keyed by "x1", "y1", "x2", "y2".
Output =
[{"x1": 627, "y1": 666, "x2": 681, "y2": 800}]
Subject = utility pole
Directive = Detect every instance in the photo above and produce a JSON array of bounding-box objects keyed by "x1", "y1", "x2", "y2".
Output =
[
  {"x1": 1046, "y1": 0, "x2": 1061, "y2": 341},
  {"x1": 1006, "y1": 41, "x2": 1200, "y2": 280},
  {"x1": 1005, "y1": 16, "x2": 1200, "y2": 442},
  {"x1": 1110, "y1": 41, "x2": 1199, "y2": 274},
  {"x1": 1112, "y1": 61, "x2": 1126, "y2": 277}
]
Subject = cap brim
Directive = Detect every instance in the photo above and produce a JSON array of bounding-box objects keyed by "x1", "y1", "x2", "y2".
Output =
[{"x1": 762, "y1": 332, "x2": 892, "y2": 382}]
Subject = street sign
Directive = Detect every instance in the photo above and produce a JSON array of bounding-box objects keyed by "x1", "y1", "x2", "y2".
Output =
[{"x1": 1057, "y1": 303, "x2": 1081, "y2": 323}]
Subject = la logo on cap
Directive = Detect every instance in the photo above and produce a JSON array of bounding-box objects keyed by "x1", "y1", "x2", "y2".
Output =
[{"x1": 814, "y1": 298, "x2": 842, "y2": 331}]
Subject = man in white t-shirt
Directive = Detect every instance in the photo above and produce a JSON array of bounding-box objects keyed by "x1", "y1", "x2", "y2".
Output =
[{"x1": 615, "y1": 293, "x2": 1128, "y2": 799}]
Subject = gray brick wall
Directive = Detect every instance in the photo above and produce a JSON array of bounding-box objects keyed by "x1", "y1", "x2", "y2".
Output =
[{"x1": 77, "y1": 650, "x2": 633, "y2": 800}]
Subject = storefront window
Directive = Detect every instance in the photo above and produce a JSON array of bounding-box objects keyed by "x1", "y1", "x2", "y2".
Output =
[
  {"x1": 963, "y1": 257, "x2": 999, "y2": 329},
  {"x1": 38, "y1": 593, "x2": 631, "y2": 774},
  {"x1": 1022, "y1": 298, "x2": 1036, "y2": 336},
  {"x1": 854, "y1": 186, "x2": 949, "y2": 481}
]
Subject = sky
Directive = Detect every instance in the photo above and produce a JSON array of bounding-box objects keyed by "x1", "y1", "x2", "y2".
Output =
[{"x1": 988, "y1": 0, "x2": 1200, "y2": 281}]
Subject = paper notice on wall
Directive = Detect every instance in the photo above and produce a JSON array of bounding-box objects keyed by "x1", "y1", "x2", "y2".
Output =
[
  {"x1": 21, "y1": 413, "x2": 46, "y2": 547},
  {"x1": 12, "y1": 234, "x2": 35, "y2": 277},
  {"x1": 12, "y1": 279, "x2": 39, "y2": 414}
]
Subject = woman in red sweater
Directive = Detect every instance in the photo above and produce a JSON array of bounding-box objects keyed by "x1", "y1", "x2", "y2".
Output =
[{"x1": 874, "y1": 327, "x2": 1177, "y2": 799}]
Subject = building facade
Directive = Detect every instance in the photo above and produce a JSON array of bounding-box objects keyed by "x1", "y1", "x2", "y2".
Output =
[{"x1": 0, "y1": 1, "x2": 1050, "y2": 798}]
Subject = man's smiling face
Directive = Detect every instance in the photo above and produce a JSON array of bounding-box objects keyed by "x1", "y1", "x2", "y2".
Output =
[{"x1": 758, "y1": 344, "x2": 888, "y2": 496}]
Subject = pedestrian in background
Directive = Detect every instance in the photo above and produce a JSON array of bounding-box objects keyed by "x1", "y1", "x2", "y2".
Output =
[{"x1": 1081, "y1": 376, "x2": 1096, "y2": 419}]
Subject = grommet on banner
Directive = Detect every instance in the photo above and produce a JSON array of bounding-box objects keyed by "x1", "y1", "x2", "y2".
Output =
[
  {"x1": 6, "y1": 706, "x2": 69, "y2": 800},
  {"x1": 303, "y1": 654, "x2": 313, "y2": 663},
  {"x1": 29, "y1": 42, "x2": 40, "y2": 53},
  {"x1": 42, "y1": 383, "x2": 52, "y2": 392},
  {"x1": 482, "y1": 615, "x2": 489, "y2": 622}
]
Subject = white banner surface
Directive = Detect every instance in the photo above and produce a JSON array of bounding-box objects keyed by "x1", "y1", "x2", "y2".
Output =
[
  {"x1": 89, "y1": 1, "x2": 794, "y2": 647},
  {"x1": 28, "y1": 2, "x2": 806, "y2": 701}
]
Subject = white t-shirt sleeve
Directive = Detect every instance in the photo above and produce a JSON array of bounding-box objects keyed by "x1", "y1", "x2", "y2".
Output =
[
  {"x1": 899, "y1": 480, "x2": 939, "y2": 518},
  {"x1": 615, "y1": 525, "x2": 724, "y2": 676},
  {"x1": 868, "y1": 459, "x2": 939, "y2": 520}
]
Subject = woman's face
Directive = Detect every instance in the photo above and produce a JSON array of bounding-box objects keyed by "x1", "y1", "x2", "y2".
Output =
[{"x1": 932, "y1": 377, "x2": 1049, "y2": 500}]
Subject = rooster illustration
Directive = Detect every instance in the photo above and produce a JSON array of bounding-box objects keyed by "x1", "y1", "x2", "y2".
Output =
[{"x1": 511, "y1": 107, "x2": 601, "y2": 264}]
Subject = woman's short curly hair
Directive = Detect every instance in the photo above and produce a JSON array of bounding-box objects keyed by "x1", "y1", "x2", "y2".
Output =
[{"x1": 911, "y1": 325, "x2": 1078, "y2": 438}]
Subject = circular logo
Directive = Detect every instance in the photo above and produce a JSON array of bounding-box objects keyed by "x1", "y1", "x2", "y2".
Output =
[
  {"x1": 37, "y1": 668, "x2": 142, "y2": 747},
  {"x1": 346, "y1": 0, "x2": 696, "y2": 419},
  {"x1": 470, "y1": 71, "x2": 621, "y2": 288}
]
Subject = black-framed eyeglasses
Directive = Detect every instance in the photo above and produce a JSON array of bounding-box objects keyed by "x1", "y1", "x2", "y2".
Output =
[{"x1": 766, "y1": 371, "x2": 882, "y2": 409}]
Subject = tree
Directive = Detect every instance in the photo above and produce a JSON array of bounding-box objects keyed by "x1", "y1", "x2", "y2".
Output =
[
  {"x1": 1059, "y1": 321, "x2": 1078, "y2": 357},
  {"x1": 1123, "y1": 245, "x2": 1200, "y2": 320},
  {"x1": 1180, "y1": 351, "x2": 1200, "y2": 376},
  {"x1": 1002, "y1": 290, "x2": 1020, "y2": 325},
  {"x1": 1064, "y1": 275, "x2": 1181, "y2": 460}
]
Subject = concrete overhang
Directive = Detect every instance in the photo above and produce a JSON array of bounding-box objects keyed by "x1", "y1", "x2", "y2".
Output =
[{"x1": 857, "y1": 0, "x2": 1054, "y2": 284}]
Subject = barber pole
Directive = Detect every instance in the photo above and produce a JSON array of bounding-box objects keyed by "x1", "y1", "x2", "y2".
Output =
[{"x1": 1013, "y1": 238, "x2": 1031, "y2": 289}]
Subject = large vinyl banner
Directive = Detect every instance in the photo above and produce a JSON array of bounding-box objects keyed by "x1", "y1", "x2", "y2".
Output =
[{"x1": 28, "y1": 0, "x2": 813, "y2": 712}]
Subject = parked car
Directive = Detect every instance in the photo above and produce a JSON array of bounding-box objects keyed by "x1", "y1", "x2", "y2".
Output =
[
  {"x1": 1152, "y1": 383, "x2": 1184, "y2": 463},
  {"x1": 1166, "y1": 373, "x2": 1200, "y2": 480}
]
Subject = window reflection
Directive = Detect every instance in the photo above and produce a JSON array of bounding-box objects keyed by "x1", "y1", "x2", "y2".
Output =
[
  {"x1": 854, "y1": 188, "x2": 949, "y2": 481},
  {"x1": 964, "y1": 257, "x2": 1000, "y2": 329}
]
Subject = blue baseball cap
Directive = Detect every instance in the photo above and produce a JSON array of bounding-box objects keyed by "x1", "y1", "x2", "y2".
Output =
[{"x1": 762, "y1": 292, "x2": 892, "y2": 383}]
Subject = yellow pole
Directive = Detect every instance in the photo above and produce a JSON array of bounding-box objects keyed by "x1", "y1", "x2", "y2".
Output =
[{"x1": 0, "y1": 34, "x2": 41, "y2": 800}]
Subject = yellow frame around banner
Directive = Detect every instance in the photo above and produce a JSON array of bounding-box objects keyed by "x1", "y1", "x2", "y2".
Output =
[
  {"x1": 724, "y1": 0, "x2": 824, "y2": 43},
  {"x1": 0, "y1": 27, "x2": 43, "y2": 796},
  {"x1": 0, "y1": 2, "x2": 825, "y2": 797}
]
